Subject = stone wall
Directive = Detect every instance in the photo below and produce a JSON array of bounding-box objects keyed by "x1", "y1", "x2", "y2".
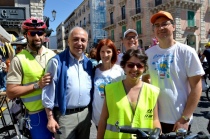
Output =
[{"x1": 30, "y1": 0, "x2": 44, "y2": 20}]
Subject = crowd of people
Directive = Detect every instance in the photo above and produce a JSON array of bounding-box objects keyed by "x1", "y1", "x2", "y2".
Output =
[{"x1": 0, "y1": 10, "x2": 208, "y2": 139}]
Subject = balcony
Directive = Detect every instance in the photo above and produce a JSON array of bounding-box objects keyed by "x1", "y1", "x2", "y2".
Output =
[
  {"x1": 182, "y1": 19, "x2": 200, "y2": 32},
  {"x1": 107, "y1": 3, "x2": 115, "y2": 13},
  {"x1": 149, "y1": 0, "x2": 202, "y2": 13},
  {"x1": 86, "y1": 4, "x2": 90, "y2": 10},
  {"x1": 82, "y1": 8, "x2": 85, "y2": 13},
  {"x1": 82, "y1": 24, "x2": 86, "y2": 28},
  {"x1": 86, "y1": 20, "x2": 91, "y2": 26},
  {"x1": 104, "y1": 20, "x2": 116, "y2": 31},
  {"x1": 117, "y1": 15, "x2": 127, "y2": 26},
  {"x1": 130, "y1": 8, "x2": 144, "y2": 21},
  {"x1": 119, "y1": 0, "x2": 127, "y2": 7}
]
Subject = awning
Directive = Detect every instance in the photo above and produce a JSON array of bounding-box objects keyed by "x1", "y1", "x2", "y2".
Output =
[{"x1": 0, "y1": 25, "x2": 12, "y2": 43}]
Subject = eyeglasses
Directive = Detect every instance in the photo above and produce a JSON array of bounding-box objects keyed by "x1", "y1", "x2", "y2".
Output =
[
  {"x1": 126, "y1": 62, "x2": 144, "y2": 69},
  {"x1": 153, "y1": 21, "x2": 172, "y2": 29},
  {"x1": 125, "y1": 36, "x2": 138, "y2": 40},
  {"x1": 27, "y1": 31, "x2": 44, "y2": 37}
]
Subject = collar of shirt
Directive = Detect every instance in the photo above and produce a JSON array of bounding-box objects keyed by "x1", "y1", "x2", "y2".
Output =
[
  {"x1": 69, "y1": 51, "x2": 84, "y2": 64},
  {"x1": 26, "y1": 45, "x2": 48, "y2": 56}
]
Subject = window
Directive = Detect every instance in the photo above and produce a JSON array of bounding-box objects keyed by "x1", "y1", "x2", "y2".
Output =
[
  {"x1": 155, "y1": 0, "x2": 162, "y2": 6},
  {"x1": 122, "y1": 26, "x2": 126, "y2": 38},
  {"x1": 188, "y1": 11, "x2": 195, "y2": 27},
  {"x1": 121, "y1": 6, "x2": 126, "y2": 20},
  {"x1": 110, "y1": 12, "x2": 114, "y2": 24},
  {"x1": 111, "y1": 30, "x2": 114, "y2": 41},
  {"x1": 84, "y1": 18, "x2": 86, "y2": 26},
  {"x1": 136, "y1": 20, "x2": 142, "y2": 34},
  {"x1": 80, "y1": 21, "x2": 82, "y2": 27},
  {"x1": 135, "y1": 0, "x2": 141, "y2": 14},
  {"x1": 110, "y1": 0, "x2": 113, "y2": 4}
]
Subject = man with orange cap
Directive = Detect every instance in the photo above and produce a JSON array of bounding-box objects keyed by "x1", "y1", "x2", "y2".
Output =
[{"x1": 142, "y1": 11, "x2": 204, "y2": 133}]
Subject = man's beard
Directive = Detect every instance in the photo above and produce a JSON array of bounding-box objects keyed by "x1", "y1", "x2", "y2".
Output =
[{"x1": 28, "y1": 39, "x2": 43, "y2": 50}]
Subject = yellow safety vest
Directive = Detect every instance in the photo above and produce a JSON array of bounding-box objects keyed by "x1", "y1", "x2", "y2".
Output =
[
  {"x1": 16, "y1": 50, "x2": 51, "y2": 112},
  {"x1": 104, "y1": 81, "x2": 160, "y2": 139}
]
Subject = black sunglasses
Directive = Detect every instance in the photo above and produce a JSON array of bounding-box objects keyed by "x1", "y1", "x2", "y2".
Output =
[
  {"x1": 27, "y1": 31, "x2": 44, "y2": 37},
  {"x1": 126, "y1": 62, "x2": 144, "y2": 69}
]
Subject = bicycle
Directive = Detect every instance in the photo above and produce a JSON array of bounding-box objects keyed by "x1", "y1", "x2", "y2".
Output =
[
  {"x1": 0, "y1": 96, "x2": 31, "y2": 139},
  {"x1": 115, "y1": 121, "x2": 210, "y2": 139}
]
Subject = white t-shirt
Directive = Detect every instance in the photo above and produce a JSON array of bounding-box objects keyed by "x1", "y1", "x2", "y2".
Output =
[
  {"x1": 92, "y1": 64, "x2": 124, "y2": 126},
  {"x1": 145, "y1": 42, "x2": 205, "y2": 124}
]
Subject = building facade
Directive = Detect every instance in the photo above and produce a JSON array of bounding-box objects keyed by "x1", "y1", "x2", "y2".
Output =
[
  {"x1": 0, "y1": 0, "x2": 46, "y2": 37},
  {"x1": 104, "y1": 0, "x2": 210, "y2": 51},
  {"x1": 60, "y1": 0, "x2": 106, "y2": 52},
  {"x1": 56, "y1": 22, "x2": 65, "y2": 49}
]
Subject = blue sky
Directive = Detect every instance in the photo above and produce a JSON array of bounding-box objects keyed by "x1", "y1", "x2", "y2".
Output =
[{"x1": 44, "y1": 0, "x2": 83, "y2": 35}]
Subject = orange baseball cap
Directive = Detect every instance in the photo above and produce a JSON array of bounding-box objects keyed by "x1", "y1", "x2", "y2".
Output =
[{"x1": 150, "y1": 11, "x2": 173, "y2": 24}]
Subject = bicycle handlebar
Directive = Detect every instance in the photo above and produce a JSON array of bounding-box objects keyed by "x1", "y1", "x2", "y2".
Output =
[{"x1": 115, "y1": 121, "x2": 210, "y2": 139}]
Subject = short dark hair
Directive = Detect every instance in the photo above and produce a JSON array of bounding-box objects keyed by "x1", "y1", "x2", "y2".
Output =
[
  {"x1": 120, "y1": 49, "x2": 148, "y2": 72},
  {"x1": 96, "y1": 39, "x2": 118, "y2": 64}
]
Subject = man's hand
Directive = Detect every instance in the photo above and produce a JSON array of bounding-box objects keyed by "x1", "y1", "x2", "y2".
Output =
[
  {"x1": 173, "y1": 117, "x2": 189, "y2": 131},
  {"x1": 47, "y1": 116, "x2": 60, "y2": 134},
  {"x1": 39, "y1": 73, "x2": 52, "y2": 88}
]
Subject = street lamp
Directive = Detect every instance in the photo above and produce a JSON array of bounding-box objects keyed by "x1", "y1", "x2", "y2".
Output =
[
  {"x1": 50, "y1": 10, "x2": 56, "y2": 22},
  {"x1": 44, "y1": 10, "x2": 57, "y2": 37}
]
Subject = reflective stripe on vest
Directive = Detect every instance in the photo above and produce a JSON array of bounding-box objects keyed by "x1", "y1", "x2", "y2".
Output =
[{"x1": 21, "y1": 94, "x2": 42, "y2": 103}]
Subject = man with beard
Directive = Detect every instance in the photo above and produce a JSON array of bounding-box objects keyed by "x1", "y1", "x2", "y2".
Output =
[{"x1": 6, "y1": 17, "x2": 55, "y2": 139}]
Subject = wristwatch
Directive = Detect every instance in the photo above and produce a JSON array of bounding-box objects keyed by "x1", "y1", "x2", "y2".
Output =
[
  {"x1": 182, "y1": 115, "x2": 190, "y2": 122},
  {"x1": 33, "y1": 82, "x2": 40, "y2": 90}
]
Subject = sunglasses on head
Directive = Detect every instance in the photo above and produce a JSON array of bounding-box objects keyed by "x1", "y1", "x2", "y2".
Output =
[
  {"x1": 27, "y1": 31, "x2": 44, "y2": 36},
  {"x1": 126, "y1": 62, "x2": 144, "y2": 69}
]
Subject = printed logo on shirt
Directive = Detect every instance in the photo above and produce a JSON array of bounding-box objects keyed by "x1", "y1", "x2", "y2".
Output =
[
  {"x1": 144, "y1": 108, "x2": 153, "y2": 119},
  {"x1": 152, "y1": 53, "x2": 174, "y2": 79},
  {"x1": 95, "y1": 76, "x2": 112, "y2": 98}
]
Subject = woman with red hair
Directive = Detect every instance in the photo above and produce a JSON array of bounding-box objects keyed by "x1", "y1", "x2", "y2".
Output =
[{"x1": 92, "y1": 39, "x2": 124, "y2": 129}]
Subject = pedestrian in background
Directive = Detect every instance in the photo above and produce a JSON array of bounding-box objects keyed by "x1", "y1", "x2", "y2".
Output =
[
  {"x1": 142, "y1": 10, "x2": 204, "y2": 133},
  {"x1": 0, "y1": 55, "x2": 7, "y2": 91},
  {"x1": 42, "y1": 27, "x2": 93, "y2": 139},
  {"x1": 92, "y1": 39, "x2": 124, "y2": 129},
  {"x1": 97, "y1": 49, "x2": 161, "y2": 138},
  {"x1": 89, "y1": 47, "x2": 98, "y2": 68},
  {"x1": 116, "y1": 29, "x2": 139, "y2": 64},
  {"x1": 6, "y1": 17, "x2": 55, "y2": 139},
  {"x1": 11, "y1": 36, "x2": 27, "y2": 54}
]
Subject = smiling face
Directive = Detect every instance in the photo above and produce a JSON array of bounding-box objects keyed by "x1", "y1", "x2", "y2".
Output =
[
  {"x1": 122, "y1": 32, "x2": 139, "y2": 51},
  {"x1": 100, "y1": 45, "x2": 113, "y2": 64},
  {"x1": 153, "y1": 17, "x2": 175, "y2": 41},
  {"x1": 124, "y1": 56, "x2": 145, "y2": 80},
  {"x1": 68, "y1": 28, "x2": 88, "y2": 60}
]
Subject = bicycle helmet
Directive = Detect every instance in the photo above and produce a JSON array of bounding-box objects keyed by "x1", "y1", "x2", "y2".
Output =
[
  {"x1": 205, "y1": 42, "x2": 210, "y2": 47},
  {"x1": 11, "y1": 36, "x2": 27, "y2": 45},
  {"x1": 21, "y1": 17, "x2": 47, "y2": 34}
]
